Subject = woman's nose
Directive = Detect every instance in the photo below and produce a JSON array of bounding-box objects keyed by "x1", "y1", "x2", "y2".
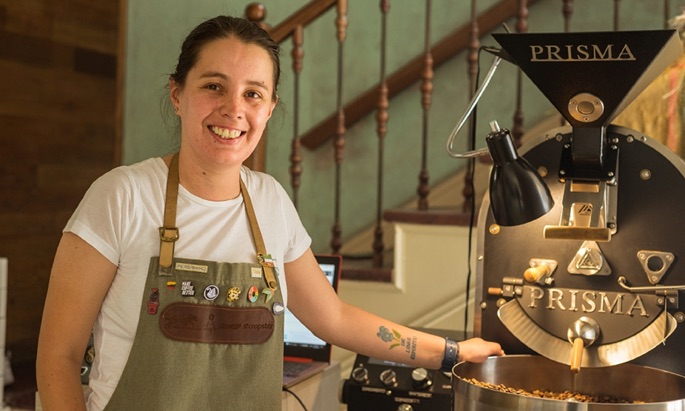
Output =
[{"x1": 219, "y1": 94, "x2": 243, "y2": 118}]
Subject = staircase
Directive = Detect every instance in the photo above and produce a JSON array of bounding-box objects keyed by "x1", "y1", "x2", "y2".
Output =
[{"x1": 245, "y1": 0, "x2": 536, "y2": 282}]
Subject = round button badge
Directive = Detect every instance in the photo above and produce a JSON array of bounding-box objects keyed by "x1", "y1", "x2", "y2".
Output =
[
  {"x1": 273, "y1": 302, "x2": 284, "y2": 315},
  {"x1": 247, "y1": 285, "x2": 259, "y2": 303},
  {"x1": 203, "y1": 285, "x2": 220, "y2": 301},
  {"x1": 226, "y1": 287, "x2": 241, "y2": 302}
]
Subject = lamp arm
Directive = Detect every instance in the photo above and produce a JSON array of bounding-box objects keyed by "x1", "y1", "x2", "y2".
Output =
[{"x1": 445, "y1": 55, "x2": 503, "y2": 158}]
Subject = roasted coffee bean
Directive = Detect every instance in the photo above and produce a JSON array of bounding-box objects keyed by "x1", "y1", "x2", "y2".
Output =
[{"x1": 460, "y1": 377, "x2": 645, "y2": 404}]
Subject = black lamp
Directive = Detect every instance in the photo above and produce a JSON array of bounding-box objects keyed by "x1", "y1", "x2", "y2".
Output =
[
  {"x1": 445, "y1": 52, "x2": 554, "y2": 226},
  {"x1": 486, "y1": 121, "x2": 553, "y2": 226}
]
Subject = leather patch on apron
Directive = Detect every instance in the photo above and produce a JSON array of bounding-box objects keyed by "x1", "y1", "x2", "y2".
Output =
[{"x1": 159, "y1": 302, "x2": 274, "y2": 344}]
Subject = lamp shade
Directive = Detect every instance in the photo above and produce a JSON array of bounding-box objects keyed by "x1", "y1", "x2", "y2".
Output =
[{"x1": 486, "y1": 127, "x2": 554, "y2": 226}]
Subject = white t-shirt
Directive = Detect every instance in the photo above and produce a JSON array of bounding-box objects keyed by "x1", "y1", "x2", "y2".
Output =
[{"x1": 64, "y1": 157, "x2": 311, "y2": 410}]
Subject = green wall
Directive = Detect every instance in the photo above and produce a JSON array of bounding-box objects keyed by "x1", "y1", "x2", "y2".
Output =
[{"x1": 123, "y1": 0, "x2": 679, "y2": 253}]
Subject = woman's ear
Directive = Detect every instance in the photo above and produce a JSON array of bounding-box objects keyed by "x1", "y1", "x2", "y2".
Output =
[
  {"x1": 267, "y1": 95, "x2": 279, "y2": 118},
  {"x1": 169, "y1": 78, "x2": 181, "y2": 114}
]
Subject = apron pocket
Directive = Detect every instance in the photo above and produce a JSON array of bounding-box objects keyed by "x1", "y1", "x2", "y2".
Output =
[{"x1": 160, "y1": 302, "x2": 274, "y2": 344}]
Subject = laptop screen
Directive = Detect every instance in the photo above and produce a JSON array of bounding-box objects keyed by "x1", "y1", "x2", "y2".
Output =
[{"x1": 283, "y1": 254, "x2": 341, "y2": 362}]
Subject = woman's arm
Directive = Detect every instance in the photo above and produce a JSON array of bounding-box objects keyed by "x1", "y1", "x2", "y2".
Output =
[
  {"x1": 284, "y1": 249, "x2": 503, "y2": 370},
  {"x1": 36, "y1": 232, "x2": 117, "y2": 411}
]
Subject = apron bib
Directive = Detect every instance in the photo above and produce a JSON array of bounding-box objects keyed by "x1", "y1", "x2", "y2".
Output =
[{"x1": 104, "y1": 155, "x2": 284, "y2": 410}]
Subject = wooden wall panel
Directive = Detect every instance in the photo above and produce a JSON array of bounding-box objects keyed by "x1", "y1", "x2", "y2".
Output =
[{"x1": 0, "y1": 0, "x2": 120, "y2": 365}]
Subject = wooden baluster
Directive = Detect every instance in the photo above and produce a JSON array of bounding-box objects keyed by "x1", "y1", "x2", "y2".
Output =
[
  {"x1": 613, "y1": 0, "x2": 621, "y2": 31},
  {"x1": 244, "y1": 3, "x2": 271, "y2": 171},
  {"x1": 560, "y1": 0, "x2": 573, "y2": 126},
  {"x1": 330, "y1": 0, "x2": 348, "y2": 254},
  {"x1": 290, "y1": 25, "x2": 304, "y2": 208},
  {"x1": 512, "y1": 0, "x2": 528, "y2": 147},
  {"x1": 417, "y1": 0, "x2": 433, "y2": 211},
  {"x1": 462, "y1": 0, "x2": 479, "y2": 214},
  {"x1": 372, "y1": 0, "x2": 390, "y2": 268},
  {"x1": 561, "y1": 0, "x2": 574, "y2": 33},
  {"x1": 245, "y1": 3, "x2": 271, "y2": 32}
]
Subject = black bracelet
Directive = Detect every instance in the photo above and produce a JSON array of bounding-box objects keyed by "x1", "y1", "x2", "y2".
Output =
[{"x1": 440, "y1": 337, "x2": 459, "y2": 373}]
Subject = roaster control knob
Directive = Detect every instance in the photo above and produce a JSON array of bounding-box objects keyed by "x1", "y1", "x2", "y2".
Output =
[
  {"x1": 411, "y1": 367, "x2": 432, "y2": 390},
  {"x1": 380, "y1": 369, "x2": 397, "y2": 387},
  {"x1": 397, "y1": 404, "x2": 414, "y2": 411},
  {"x1": 351, "y1": 366, "x2": 369, "y2": 384}
]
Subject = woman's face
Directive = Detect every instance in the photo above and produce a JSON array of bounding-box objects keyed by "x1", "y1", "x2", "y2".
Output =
[{"x1": 170, "y1": 36, "x2": 277, "y2": 169}]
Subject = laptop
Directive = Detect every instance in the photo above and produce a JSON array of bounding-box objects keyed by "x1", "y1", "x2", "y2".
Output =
[{"x1": 282, "y1": 254, "x2": 342, "y2": 388}]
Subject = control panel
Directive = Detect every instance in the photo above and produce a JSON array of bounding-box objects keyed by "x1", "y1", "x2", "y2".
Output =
[{"x1": 340, "y1": 354, "x2": 453, "y2": 410}]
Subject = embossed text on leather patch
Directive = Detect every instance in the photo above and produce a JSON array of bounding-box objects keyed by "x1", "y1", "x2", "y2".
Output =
[{"x1": 159, "y1": 302, "x2": 274, "y2": 344}]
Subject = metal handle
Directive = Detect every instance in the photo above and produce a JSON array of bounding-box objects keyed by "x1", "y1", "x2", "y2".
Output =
[
  {"x1": 617, "y1": 276, "x2": 685, "y2": 292},
  {"x1": 570, "y1": 337, "x2": 584, "y2": 373}
]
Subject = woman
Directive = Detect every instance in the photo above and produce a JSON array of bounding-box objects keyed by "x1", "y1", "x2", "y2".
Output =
[{"x1": 36, "y1": 15, "x2": 503, "y2": 410}]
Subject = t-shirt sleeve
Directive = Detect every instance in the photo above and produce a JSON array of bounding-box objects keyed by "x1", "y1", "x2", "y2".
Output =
[
  {"x1": 276, "y1": 181, "x2": 312, "y2": 263},
  {"x1": 64, "y1": 168, "x2": 134, "y2": 266}
]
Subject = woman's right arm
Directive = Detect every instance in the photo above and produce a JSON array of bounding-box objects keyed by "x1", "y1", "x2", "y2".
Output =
[{"x1": 36, "y1": 232, "x2": 117, "y2": 411}]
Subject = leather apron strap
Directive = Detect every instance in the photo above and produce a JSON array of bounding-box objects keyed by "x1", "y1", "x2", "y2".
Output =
[
  {"x1": 158, "y1": 154, "x2": 179, "y2": 268},
  {"x1": 239, "y1": 178, "x2": 278, "y2": 291},
  {"x1": 158, "y1": 153, "x2": 278, "y2": 292}
]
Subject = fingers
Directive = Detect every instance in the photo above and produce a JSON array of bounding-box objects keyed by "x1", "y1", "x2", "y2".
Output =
[{"x1": 460, "y1": 338, "x2": 505, "y2": 363}]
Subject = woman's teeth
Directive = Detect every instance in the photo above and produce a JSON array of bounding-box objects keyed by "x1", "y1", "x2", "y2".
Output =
[{"x1": 211, "y1": 126, "x2": 242, "y2": 139}]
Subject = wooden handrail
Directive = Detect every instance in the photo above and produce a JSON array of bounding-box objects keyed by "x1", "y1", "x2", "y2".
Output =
[
  {"x1": 299, "y1": 0, "x2": 540, "y2": 150},
  {"x1": 247, "y1": 0, "x2": 338, "y2": 43},
  {"x1": 271, "y1": 0, "x2": 337, "y2": 42}
]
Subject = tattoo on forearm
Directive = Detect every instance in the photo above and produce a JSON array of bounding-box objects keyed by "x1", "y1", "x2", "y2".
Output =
[{"x1": 376, "y1": 326, "x2": 418, "y2": 360}]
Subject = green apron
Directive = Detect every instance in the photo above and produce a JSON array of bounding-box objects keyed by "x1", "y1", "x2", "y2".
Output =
[{"x1": 104, "y1": 154, "x2": 284, "y2": 410}]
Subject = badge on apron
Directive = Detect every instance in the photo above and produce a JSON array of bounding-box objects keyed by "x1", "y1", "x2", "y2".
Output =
[
  {"x1": 272, "y1": 302, "x2": 284, "y2": 315},
  {"x1": 262, "y1": 288, "x2": 273, "y2": 302},
  {"x1": 258, "y1": 254, "x2": 276, "y2": 268},
  {"x1": 251, "y1": 267, "x2": 263, "y2": 279},
  {"x1": 204, "y1": 285, "x2": 220, "y2": 301},
  {"x1": 181, "y1": 281, "x2": 195, "y2": 297},
  {"x1": 226, "y1": 286, "x2": 241, "y2": 302},
  {"x1": 246, "y1": 285, "x2": 259, "y2": 303},
  {"x1": 147, "y1": 288, "x2": 160, "y2": 315}
]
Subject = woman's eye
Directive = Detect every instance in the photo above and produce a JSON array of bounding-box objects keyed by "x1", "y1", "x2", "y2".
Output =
[
  {"x1": 245, "y1": 91, "x2": 261, "y2": 99},
  {"x1": 206, "y1": 84, "x2": 221, "y2": 91}
]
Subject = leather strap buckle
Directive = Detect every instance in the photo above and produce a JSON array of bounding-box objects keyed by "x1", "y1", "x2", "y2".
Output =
[
  {"x1": 159, "y1": 227, "x2": 180, "y2": 242},
  {"x1": 159, "y1": 227, "x2": 179, "y2": 268}
]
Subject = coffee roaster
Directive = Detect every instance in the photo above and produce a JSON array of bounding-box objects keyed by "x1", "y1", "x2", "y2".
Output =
[{"x1": 454, "y1": 29, "x2": 685, "y2": 409}]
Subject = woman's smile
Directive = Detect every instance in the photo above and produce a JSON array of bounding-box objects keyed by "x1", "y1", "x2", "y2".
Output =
[{"x1": 209, "y1": 125, "x2": 244, "y2": 140}]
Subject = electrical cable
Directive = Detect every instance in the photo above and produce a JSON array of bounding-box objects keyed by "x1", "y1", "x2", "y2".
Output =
[
  {"x1": 282, "y1": 386, "x2": 309, "y2": 411},
  {"x1": 463, "y1": 47, "x2": 487, "y2": 332}
]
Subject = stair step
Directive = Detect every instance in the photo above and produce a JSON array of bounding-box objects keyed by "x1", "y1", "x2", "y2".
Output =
[
  {"x1": 384, "y1": 207, "x2": 475, "y2": 226},
  {"x1": 340, "y1": 252, "x2": 393, "y2": 283}
]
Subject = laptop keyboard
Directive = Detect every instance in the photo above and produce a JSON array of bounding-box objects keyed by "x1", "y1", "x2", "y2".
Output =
[{"x1": 283, "y1": 361, "x2": 313, "y2": 377}]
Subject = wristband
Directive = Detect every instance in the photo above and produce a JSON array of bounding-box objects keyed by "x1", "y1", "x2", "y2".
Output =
[{"x1": 440, "y1": 337, "x2": 460, "y2": 372}]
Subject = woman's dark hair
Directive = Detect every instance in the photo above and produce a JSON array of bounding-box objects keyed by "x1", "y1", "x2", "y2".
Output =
[{"x1": 170, "y1": 16, "x2": 281, "y2": 100}]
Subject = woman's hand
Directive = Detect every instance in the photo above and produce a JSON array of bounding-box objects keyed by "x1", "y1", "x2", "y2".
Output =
[{"x1": 458, "y1": 337, "x2": 505, "y2": 363}]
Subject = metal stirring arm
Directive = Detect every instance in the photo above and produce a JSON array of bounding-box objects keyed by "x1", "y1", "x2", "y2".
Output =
[
  {"x1": 617, "y1": 276, "x2": 685, "y2": 292},
  {"x1": 616, "y1": 276, "x2": 680, "y2": 345}
]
